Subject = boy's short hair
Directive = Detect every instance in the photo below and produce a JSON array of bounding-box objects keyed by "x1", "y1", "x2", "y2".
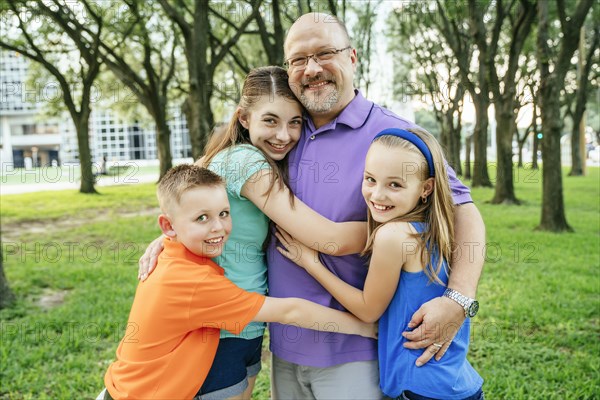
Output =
[{"x1": 157, "y1": 164, "x2": 224, "y2": 214}]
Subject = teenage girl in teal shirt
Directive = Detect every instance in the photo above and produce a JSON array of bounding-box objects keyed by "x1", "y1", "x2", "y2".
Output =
[{"x1": 141, "y1": 66, "x2": 368, "y2": 400}]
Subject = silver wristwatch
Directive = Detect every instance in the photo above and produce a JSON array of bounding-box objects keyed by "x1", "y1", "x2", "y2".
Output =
[{"x1": 443, "y1": 288, "x2": 479, "y2": 318}]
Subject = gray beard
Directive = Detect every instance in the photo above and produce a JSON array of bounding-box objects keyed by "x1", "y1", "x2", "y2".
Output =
[{"x1": 299, "y1": 89, "x2": 339, "y2": 114}]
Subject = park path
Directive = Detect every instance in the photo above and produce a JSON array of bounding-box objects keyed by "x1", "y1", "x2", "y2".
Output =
[
  {"x1": 1, "y1": 171, "x2": 160, "y2": 241},
  {"x1": 2, "y1": 207, "x2": 159, "y2": 243},
  {"x1": 1, "y1": 172, "x2": 159, "y2": 195}
]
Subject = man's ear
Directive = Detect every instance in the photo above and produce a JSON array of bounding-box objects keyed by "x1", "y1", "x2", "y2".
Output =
[
  {"x1": 158, "y1": 214, "x2": 177, "y2": 238},
  {"x1": 422, "y1": 178, "x2": 435, "y2": 198},
  {"x1": 349, "y1": 48, "x2": 358, "y2": 71}
]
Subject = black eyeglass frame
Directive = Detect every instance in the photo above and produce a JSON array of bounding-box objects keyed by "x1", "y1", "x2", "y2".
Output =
[{"x1": 283, "y1": 46, "x2": 353, "y2": 69}]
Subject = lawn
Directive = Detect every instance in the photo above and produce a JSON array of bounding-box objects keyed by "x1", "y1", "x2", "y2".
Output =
[{"x1": 0, "y1": 167, "x2": 598, "y2": 399}]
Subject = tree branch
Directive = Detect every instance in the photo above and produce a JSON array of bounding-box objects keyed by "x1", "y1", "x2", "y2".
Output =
[
  {"x1": 557, "y1": 0, "x2": 568, "y2": 28},
  {"x1": 162, "y1": 28, "x2": 178, "y2": 96},
  {"x1": 209, "y1": 5, "x2": 239, "y2": 30},
  {"x1": 157, "y1": 0, "x2": 191, "y2": 40},
  {"x1": 211, "y1": 0, "x2": 263, "y2": 69}
]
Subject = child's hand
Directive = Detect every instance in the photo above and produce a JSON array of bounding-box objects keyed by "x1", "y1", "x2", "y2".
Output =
[
  {"x1": 138, "y1": 235, "x2": 165, "y2": 281},
  {"x1": 275, "y1": 226, "x2": 321, "y2": 272},
  {"x1": 363, "y1": 321, "x2": 379, "y2": 340}
]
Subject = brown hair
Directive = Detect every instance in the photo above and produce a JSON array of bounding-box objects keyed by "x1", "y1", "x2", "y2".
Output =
[
  {"x1": 362, "y1": 128, "x2": 455, "y2": 285},
  {"x1": 202, "y1": 66, "x2": 299, "y2": 204},
  {"x1": 157, "y1": 164, "x2": 224, "y2": 214}
]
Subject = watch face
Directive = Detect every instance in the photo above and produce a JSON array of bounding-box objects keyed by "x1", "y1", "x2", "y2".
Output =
[{"x1": 468, "y1": 301, "x2": 479, "y2": 317}]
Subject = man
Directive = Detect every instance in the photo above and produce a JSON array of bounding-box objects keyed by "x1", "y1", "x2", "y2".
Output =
[{"x1": 266, "y1": 13, "x2": 485, "y2": 399}]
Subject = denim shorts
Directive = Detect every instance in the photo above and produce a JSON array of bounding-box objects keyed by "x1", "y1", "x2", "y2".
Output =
[
  {"x1": 400, "y1": 387, "x2": 484, "y2": 400},
  {"x1": 196, "y1": 336, "x2": 263, "y2": 399}
]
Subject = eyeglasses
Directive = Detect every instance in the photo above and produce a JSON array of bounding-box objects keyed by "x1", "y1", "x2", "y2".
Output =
[{"x1": 283, "y1": 46, "x2": 352, "y2": 70}]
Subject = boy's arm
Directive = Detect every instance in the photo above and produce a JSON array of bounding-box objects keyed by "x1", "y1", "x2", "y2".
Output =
[
  {"x1": 253, "y1": 297, "x2": 377, "y2": 339},
  {"x1": 186, "y1": 261, "x2": 375, "y2": 340},
  {"x1": 403, "y1": 203, "x2": 485, "y2": 366}
]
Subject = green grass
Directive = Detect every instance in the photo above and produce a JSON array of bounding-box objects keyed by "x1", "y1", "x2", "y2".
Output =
[
  {"x1": 1, "y1": 167, "x2": 599, "y2": 399},
  {"x1": 468, "y1": 167, "x2": 600, "y2": 398},
  {"x1": 0, "y1": 183, "x2": 158, "y2": 225}
]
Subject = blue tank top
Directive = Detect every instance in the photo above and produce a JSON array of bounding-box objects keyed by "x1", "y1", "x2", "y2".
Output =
[{"x1": 378, "y1": 222, "x2": 483, "y2": 399}]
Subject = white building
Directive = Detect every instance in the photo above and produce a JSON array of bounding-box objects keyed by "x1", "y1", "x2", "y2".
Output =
[
  {"x1": 0, "y1": 50, "x2": 61, "y2": 168},
  {"x1": 0, "y1": 50, "x2": 191, "y2": 169}
]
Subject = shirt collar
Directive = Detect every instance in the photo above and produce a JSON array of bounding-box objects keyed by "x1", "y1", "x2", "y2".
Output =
[
  {"x1": 303, "y1": 90, "x2": 373, "y2": 133},
  {"x1": 162, "y1": 238, "x2": 219, "y2": 270}
]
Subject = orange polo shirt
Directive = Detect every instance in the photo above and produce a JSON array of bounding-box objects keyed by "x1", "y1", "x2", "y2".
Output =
[{"x1": 104, "y1": 239, "x2": 265, "y2": 399}]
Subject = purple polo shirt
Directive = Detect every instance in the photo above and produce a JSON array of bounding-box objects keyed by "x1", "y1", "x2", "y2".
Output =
[{"x1": 267, "y1": 91, "x2": 472, "y2": 368}]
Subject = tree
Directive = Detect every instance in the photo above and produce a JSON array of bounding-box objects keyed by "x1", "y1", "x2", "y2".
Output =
[
  {"x1": 0, "y1": 241, "x2": 15, "y2": 310},
  {"x1": 564, "y1": 22, "x2": 600, "y2": 176},
  {"x1": 388, "y1": 2, "x2": 466, "y2": 175},
  {"x1": 253, "y1": 0, "x2": 285, "y2": 66},
  {"x1": 536, "y1": 0, "x2": 593, "y2": 232},
  {"x1": 514, "y1": 50, "x2": 540, "y2": 169},
  {"x1": 350, "y1": 1, "x2": 381, "y2": 98},
  {"x1": 488, "y1": 0, "x2": 536, "y2": 204},
  {"x1": 464, "y1": 132, "x2": 474, "y2": 179},
  {"x1": 159, "y1": 0, "x2": 262, "y2": 158},
  {"x1": 433, "y1": 0, "x2": 492, "y2": 187},
  {"x1": 38, "y1": 0, "x2": 183, "y2": 179},
  {"x1": 0, "y1": 0, "x2": 101, "y2": 193}
]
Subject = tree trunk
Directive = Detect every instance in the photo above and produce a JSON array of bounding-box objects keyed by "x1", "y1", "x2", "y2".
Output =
[
  {"x1": 0, "y1": 242, "x2": 15, "y2": 310},
  {"x1": 519, "y1": 118, "x2": 534, "y2": 168},
  {"x1": 568, "y1": 25, "x2": 598, "y2": 176},
  {"x1": 75, "y1": 111, "x2": 98, "y2": 194},
  {"x1": 517, "y1": 120, "x2": 529, "y2": 169},
  {"x1": 184, "y1": 89, "x2": 214, "y2": 159},
  {"x1": 517, "y1": 138, "x2": 524, "y2": 168},
  {"x1": 258, "y1": 0, "x2": 284, "y2": 65},
  {"x1": 536, "y1": 0, "x2": 572, "y2": 232},
  {"x1": 491, "y1": 100, "x2": 520, "y2": 204},
  {"x1": 465, "y1": 134, "x2": 472, "y2": 180},
  {"x1": 451, "y1": 117, "x2": 463, "y2": 176},
  {"x1": 537, "y1": 97, "x2": 572, "y2": 231},
  {"x1": 532, "y1": 129, "x2": 540, "y2": 169},
  {"x1": 472, "y1": 97, "x2": 492, "y2": 187},
  {"x1": 185, "y1": 0, "x2": 214, "y2": 159},
  {"x1": 569, "y1": 119, "x2": 585, "y2": 176},
  {"x1": 441, "y1": 112, "x2": 462, "y2": 175},
  {"x1": 155, "y1": 110, "x2": 173, "y2": 179},
  {"x1": 440, "y1": 114, "x2": 452, "y2": 163}
]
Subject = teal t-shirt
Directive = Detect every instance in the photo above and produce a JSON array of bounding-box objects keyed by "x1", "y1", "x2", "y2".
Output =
[{"x1": 208, "y1": 144, "x2": 271, "y2": 339}]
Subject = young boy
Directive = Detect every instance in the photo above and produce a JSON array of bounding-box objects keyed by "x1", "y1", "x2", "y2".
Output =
[{"x1": 98, "y1": 165, "x2": 375, "y2": 399}]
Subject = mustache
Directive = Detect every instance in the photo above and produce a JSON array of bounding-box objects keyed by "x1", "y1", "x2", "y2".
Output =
[{"x1": 301, "y1": 73, "x2": 335, "y2": 85}]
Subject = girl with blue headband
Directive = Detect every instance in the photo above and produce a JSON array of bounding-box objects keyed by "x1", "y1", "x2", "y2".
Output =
[{"x1": 276, "y1": 127, "x2": 484, "y2": 400}]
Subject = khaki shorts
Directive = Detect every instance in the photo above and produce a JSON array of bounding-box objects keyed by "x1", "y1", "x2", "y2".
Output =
[{"x1": 271, "y1": 354, "x2": 383, "y2": 400}]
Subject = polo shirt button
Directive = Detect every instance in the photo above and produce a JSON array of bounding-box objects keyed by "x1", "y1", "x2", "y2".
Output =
[{"x1": 310, "y1": 135, "x2": 315, "y2": 140}]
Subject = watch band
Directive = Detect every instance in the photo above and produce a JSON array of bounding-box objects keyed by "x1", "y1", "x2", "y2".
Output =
[{"x1": 443, "y1": 288, "x2": 478, "y2": 317}]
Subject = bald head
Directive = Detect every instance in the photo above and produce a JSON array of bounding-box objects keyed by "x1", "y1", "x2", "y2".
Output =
[
  {"x1": 283, "y1": 12, "x2": 357, "y2": 128},
  {"x1": 284, "y1": 13, "x2": 351, "y2": 57}
]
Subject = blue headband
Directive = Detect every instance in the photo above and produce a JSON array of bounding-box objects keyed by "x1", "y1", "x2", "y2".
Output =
[{"x1": 372, "y1": 128, "x2": 435, "y2": 177}]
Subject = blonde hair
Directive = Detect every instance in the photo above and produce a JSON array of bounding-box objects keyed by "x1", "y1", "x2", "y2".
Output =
[
  {"x1": 157, "y1": 164, "x2": 224, "y2": 214},
  {"x1": 362, "y1": 127, "x2": 455, "y2": 285},
  {"x1": 202, "y1": 66, "x2": 299, "y2": 204}
]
